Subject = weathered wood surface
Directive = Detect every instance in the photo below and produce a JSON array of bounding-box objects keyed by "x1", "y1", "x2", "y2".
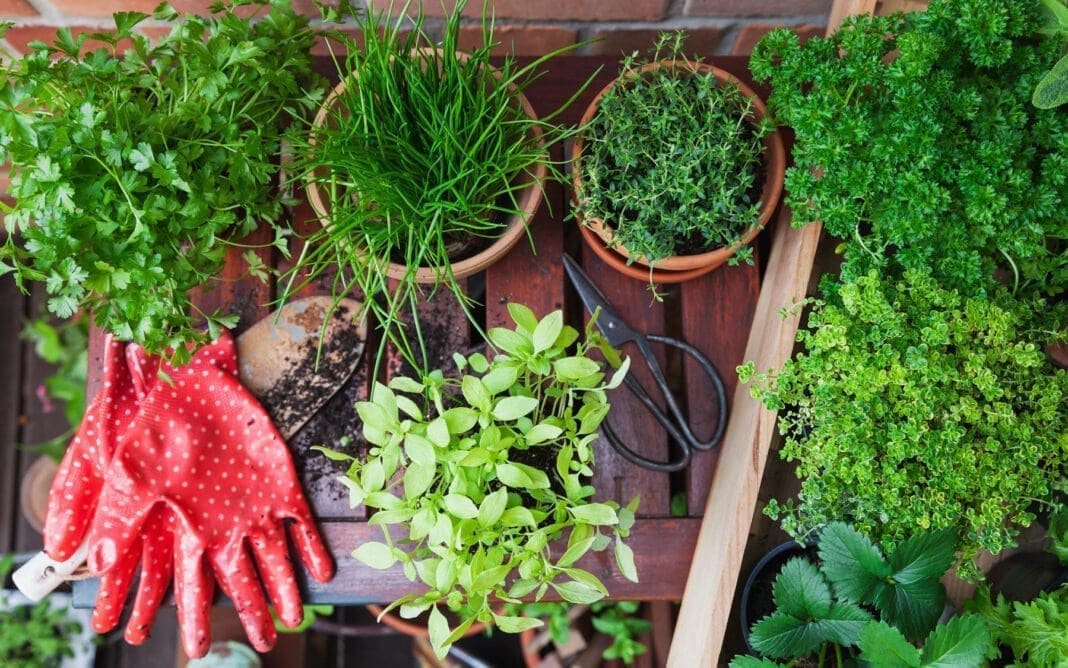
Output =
[{"x1": 77, "y1": 57, "x2": 763, "y2": 612}]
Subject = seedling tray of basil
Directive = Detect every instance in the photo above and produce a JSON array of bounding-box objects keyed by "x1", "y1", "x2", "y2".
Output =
[{"x1": 0, "y1": 1, "x2": 326, "y2": 364}]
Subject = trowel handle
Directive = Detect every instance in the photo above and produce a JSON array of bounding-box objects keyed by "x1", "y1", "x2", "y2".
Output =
[{"x1": 12, "y1": 540, "x2": 91, "y2": 601}]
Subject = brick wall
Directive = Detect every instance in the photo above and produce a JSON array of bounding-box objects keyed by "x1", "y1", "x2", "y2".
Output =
[{"x1": 0, "y1": 0, "x2": 827, "y2": 58}]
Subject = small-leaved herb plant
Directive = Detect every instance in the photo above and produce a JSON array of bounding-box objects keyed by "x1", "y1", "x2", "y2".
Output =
[
  {"x1": 315, "y1": 305, "x2": 638, "y2": 658},
  {"x1": 508, "y1": 600, "x2": 651, "y2": 665},
  {"x1": 0, "y1": 555, "x2": 84, "y2": 667},
  {"x1": 20, "y1": 311, "x2": 89, "y2": 461},
  {"x1": 0, "y1": 1, "x2": 324, "y2": 363},
  {"x1": 750, "y1": 0, "x2": 1067, "y2": 296},
  {"x1": 576, "y1": 32, "x2": 770, "y2": 271},
  {"x1": 282, "y1": 0, "x2": 583, "y2": 373},
  {"x1": 731, "y1": 523, "x2": 991, "y2": 667},
  {"x1": 741, "y1": 270, "x2": 1068, "y2": 575}
]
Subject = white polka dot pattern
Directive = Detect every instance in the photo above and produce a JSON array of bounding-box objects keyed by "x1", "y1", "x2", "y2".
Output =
[{"x1": 83, "y1": 331, "x2": 334, "y2": 660}]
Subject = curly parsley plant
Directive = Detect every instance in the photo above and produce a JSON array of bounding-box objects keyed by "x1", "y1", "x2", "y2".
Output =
[
  {"x1": 316, "y1": 305, "x2": 638, "y2": 658},
  {"x1": 0, "y1": 1, "x2": 325, "y2": 363},
  {"x1": 750, "y1": 0, "x2": 1067, "y2": 296}
]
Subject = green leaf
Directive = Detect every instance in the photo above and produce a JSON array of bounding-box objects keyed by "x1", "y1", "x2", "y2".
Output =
[
  {"x1": 404, "y1": 433, "x2": 436, "y2": 467},
  {"x1": 615, "y1": 540, "x2": 638, "y2": 583},
  {"x1": 352, "y1": 542, "x2": 397, "y2": 569},
  {"x1": 818, "y1": 522, "x2": 891, "y2": 603},
  {"x1": 525, "y1": 423, "x2": 563, "y2": 445},
  {"x1": 389, "y1": 376, "x2": 424, "y2": 394},
  {"x1": 553, "y1": 580, "x2": 605, "y2": 605},
  {"x1": 729, "y1": 658, "x2": 786, "y2": 668},
  {"x1": 500, "y1": 506, "x2": 537, "y2": 527},
  {"x1": 442, "y1": 407, "x2": 478, "y2": 434},
  {"x1": 508, "y1": 303, "x2": 539, "y2": 332},
  {"x1": 478, "y1": 488, "x2": 507, "y2": 527},
  {"x1": 129, "y1": 142, "x2": 155, "y2": 172},
  {"x1": 488, "y1": 327, "x2": 530, "y2": 356},
  {"x1": 496, "y1": 462, "x2": 550, "y2": 489},
  {"x1": 570, "y1": 503, "x2": 619, "y2": 526},
  {"x1": 357, "y1": 402, "x2": 392, "y2": 432},
  {"x1": 858, "y1": 621, "x2": 921, "y2": 668},
  {"x1": 873, "y1": 577, "x2": 946, "y2": 643},
  {"x1": 888, "y1": 528, "x2": 957, "y2": 583},
  {"x1": 403, "y1": 463, "x2": 434, "y2": 499},
  {"x1": 426, "y1": 418, "x2": 450, "y2": 447},
  {"x1": 557, "y1": 535, "x2": 596, "y2": 568},
  {"x1": 481, "y1": 365, "x2": 519, "y2": 395},
  {"x1": 461, "y1": 375, "x2": 491, "y2": 412},
  {"x1": 443, "y1": 494, "x2": 479, "y2": 520},
  {"x1": 919, "y1": 614, "x2": 989, "y2": 667},
  {"x1": 492, "y1": 395, "x2": 539, "y2": 421},
  {"x1": 607, "y1": 356, "x2": 631, "y2": 390},
  {"x1": 773, "y1": 557, "x2": 832, "y2": 620},
  {"x1": 493, "y1": 614, "x2": 543, "y2": 633},
  {"x1": 112, "y1": 11, "x2": 149, "y2": 36},
  {"x1": 428, "y1": 605, "x2": 450, "y2": 659},
  {"x1": 1033, "y1": 54, "x2": 1068, "y2": 109},
  {"x1": 750, "y1": 604, "x2": 871, "y2": 660},
  {"x1": 554, "y1": 356, "x2": 601, "y2": 380},
  {"x1": 533, "y1": 310, "x2": 564, "y2": 353},
  {"x1": 310, "y1": 445, "x2": 354, "y2": 461}
]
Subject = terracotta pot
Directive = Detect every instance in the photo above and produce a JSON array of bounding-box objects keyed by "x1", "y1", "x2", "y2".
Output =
[
  {"x1": 306, "y1": 50, "x2": 547, "y2": 283},
  {"x1": 364, "y1": 603, "x2": 487, "y2": 640},
  {"x1": 573, "y1": 60, "x2": 786, "y2": 277},
  {"x1": 578, "y1": 221, "x2": 720, "y2": 285},
  {"x1": 20, "y1": 456, "x2": 57, "y2": 533},
  {"x1": 520, "y1": 628, "x2": 540, "y2": 668}
]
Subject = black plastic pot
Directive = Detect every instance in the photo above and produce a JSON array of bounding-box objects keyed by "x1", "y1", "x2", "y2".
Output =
[{"x1": 739, "y1": 540, "x2": 819, "y2": 654}]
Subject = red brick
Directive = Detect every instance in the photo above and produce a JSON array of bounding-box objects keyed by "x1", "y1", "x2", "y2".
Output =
[
  {"x1": 2, "y1": 26, "x2": 131, "y2": 55},
  {"x1": 588, "y1": 27, "x2": 725, "y2": 57},
  {"x1": 0, "y1": 0, "x2": 37, "y2": 17},
  {"x1": 684, "y1": 0, "x2": 831, "y2": 17},
  {"x1": 457, "y1": 25, "x2": 578, "y2": 56},
  {"x1": 731, "y1": 22, "x2": 824, "y2": 55},
  {"x1": 47, "y1": 0, "x2": 319, "y2": 17},
  {"x1": 380, "y1": 0, "x2": 669, "y2": 22}
]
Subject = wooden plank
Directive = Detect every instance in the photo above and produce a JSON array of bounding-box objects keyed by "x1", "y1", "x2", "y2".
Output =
[
  {"x1": 669, "y1": 210, "x2": 821, "y2": 666},
  {"x1": 484, "y1": 183, "x2": 566, "y2": 328},
  {"x1": 827, "y1": 0, "x2": 877, "y2": 31},
  {"x1": 681, "y1": 255, "x2": 761, "y2": 516},
  {"x1": 303, "y1": 518, "x2": 700, "y2": 605},
  {"x1": 15, "y1": 286, "x2": 66, "y2": 552},
  {"x1": 580, "y1": 249, "x2": 671, "y2": 516},
  {"x1": 0, "y1": 276, "x2": 25, "y2": 555}
]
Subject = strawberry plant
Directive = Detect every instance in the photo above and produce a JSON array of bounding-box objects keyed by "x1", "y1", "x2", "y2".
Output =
[{"x1": 0, "y1": 1, "x2": 325, "y2": 363}]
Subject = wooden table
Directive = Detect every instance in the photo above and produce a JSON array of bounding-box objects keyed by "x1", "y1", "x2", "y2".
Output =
[{"x1": 77, "y1": 56, "x2": 774, "y2": 607}]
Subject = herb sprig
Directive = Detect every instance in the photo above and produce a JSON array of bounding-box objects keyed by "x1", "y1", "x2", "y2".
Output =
[{"x1": 0, "y1": 1, "x2": 324, "y2": 363}]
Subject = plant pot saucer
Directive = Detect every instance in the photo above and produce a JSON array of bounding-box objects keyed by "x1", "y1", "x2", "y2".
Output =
[
  {"x1": 20, "y1": 456, "x2": 57, "y2": 534},
  {"x1": 578, "y1": 222, "x2": 722, "y2": 284}
]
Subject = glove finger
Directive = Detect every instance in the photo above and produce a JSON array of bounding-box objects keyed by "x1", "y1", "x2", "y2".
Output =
[
  {"x1": 211, "y1": 544, "x2": 277, "y2": 653},
  {"x1": 90, "y1": 536, "x2": 141, "y2": 634},
  {"x1": 287, "y1": 515, "x2": 335, "y2": 583},
  {"x1": 45, "y1": 336, "x2": 132, "y2": 560},
  {"x1": 174, "y1": 534, "x2": 214, "y2": 660},
  {"x1": 88, "y1": 488, "x2": 154, "y2": 576},
  {"x1": 248, "y1": 526, "x2": 303, "y2": 629},
  {"x1": 124, "y1": 510, "x2": 176, "y2": 646}
]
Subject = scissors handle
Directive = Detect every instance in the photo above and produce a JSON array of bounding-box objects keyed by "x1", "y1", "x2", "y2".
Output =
[{"x1": 601, "y1": 334, "x2": 729, "y2": 473}]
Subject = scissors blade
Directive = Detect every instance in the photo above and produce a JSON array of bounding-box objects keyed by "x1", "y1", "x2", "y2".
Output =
[{"x1": 562, "y1": 254, "x2": 640, "y2": 348}]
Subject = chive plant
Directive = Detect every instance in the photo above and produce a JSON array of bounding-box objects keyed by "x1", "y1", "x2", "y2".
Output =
[{"x1": 281, "y1": 0, "x2": 585, "y2": 374}]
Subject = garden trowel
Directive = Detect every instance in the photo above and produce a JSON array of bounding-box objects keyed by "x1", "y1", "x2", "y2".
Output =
[{"x1": 14, "y1": 296, "x2": 366, "y2": 600}]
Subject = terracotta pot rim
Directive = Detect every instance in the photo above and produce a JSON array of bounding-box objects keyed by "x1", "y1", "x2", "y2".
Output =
[
  {"x1": 578, "y1": 222, "x2": 719, "y2": 284},
  {"x1": 572, "y1": 59, "x2": 786, "y2": 276},
  {"x1": 365, "y1": 603, "x2": 488, "y2": 639},
  {"x1": 305, "y1": 49, "x2": 547, "y2": 284}
]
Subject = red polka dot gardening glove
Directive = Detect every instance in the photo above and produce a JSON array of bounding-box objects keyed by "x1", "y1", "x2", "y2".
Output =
[
  {"x1": 43, "y1": 335, "x2": 178, "y2": 644},
  {"x1": 85, "y1": 331, "x2": 335, "y2": 658}
]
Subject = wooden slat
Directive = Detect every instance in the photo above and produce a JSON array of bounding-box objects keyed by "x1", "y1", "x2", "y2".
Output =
[
  {"x1": 827, "y1": 0, "x2": 877, "y2": 31},
  {"x1": 14, "y1": 287, "x2": 66, "y2": 552},
  {"x1": 681, "y1": 256, "x2": 761, "y2": 516},
  {"x1": 303, "y1": 518, "x2": 700, "y2": 605},
  {"x1": 0, "y1": 277, "x2": 25, "y2": 554},
  {"x1": 581, "y1": 250, "x2": 671, "y2": 516},
  {"x1": 669, "y1": 210, "x2": 821, "y2": 666}
]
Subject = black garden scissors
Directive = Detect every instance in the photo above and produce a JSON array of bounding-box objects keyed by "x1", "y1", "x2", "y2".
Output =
[{"x1": 562, "y1": 254, "x2": 728, "y2": 473}]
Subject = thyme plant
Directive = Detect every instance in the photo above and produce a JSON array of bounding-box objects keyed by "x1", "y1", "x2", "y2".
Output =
[{"x1": 576, "y1": 32, "x2": 770, "y2": 267}]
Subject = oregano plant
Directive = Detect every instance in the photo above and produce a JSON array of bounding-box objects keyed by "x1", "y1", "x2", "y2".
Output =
[{"x1": 316, "y1": 305, "x2": 638, "y2": 658}]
